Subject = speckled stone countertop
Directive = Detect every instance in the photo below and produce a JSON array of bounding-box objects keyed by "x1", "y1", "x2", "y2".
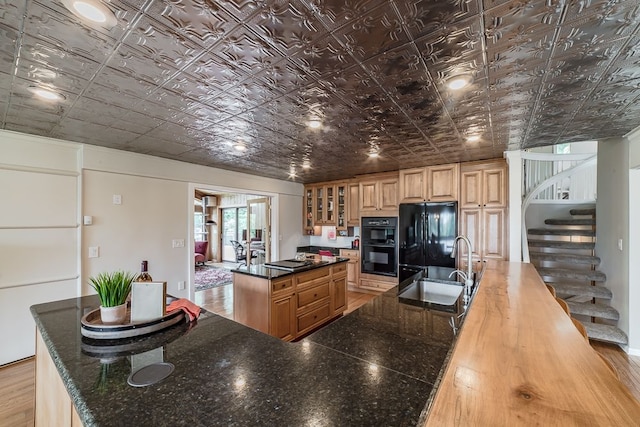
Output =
[
  {"x1": 232, "y1": 257, "x2": 349, "y2": 279},
  {"x1": 31, "y1": 281, "x2": 461, "y2": 426}
]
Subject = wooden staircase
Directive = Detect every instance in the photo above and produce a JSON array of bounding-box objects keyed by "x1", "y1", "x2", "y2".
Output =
[{"x1": 528, "y1": 206, "x2": 628, "y2": 345}]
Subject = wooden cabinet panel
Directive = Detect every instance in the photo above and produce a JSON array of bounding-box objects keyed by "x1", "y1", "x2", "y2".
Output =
[
  {"x1": 460, "y1": 209, "x2": 482, "y2": 260},
  {"x1": 427, "y1": 163, "x2": 459, "y2": 201},
  {"x1": 379, "y1": 178, "x2": 399, "y2": 210},
  {"x1": 332, "y1": 273, "x2": 347, "y2": 315},
  {"x1": 399, "y1": 168, "x2": 426, "y2": 202},
  {"x1": 459, "y1": 158, "x2": 508, "y2": 262},
  {"x1": 271, "y1": 295, "x2": 295, "y2": 341},
  {"x1": 483, "y1": 208, "x2": 507, "y2": 259},
  {"x1": 303, "y1": 186, "x2": 314, "y2": 231},
  {"x1": 340, "y1": 249, "x2": 360, "y2": 288},
  {"x1": 297, "y1": 303, "x2": 331, "y2": 334},
  {"x1": 359, "y1": 181, "x2": 378, "y2": 211},
  {"x1": 484, "y1": 168, "x2": 506, "y2": 207},
  {"x1": 460, "y1": 171, "x2": 482, "y2": 208},
  {"x1": 347, "y1": 182, "x2": 360, "y2": 225},
  {"x1": 271, "y1": 276, "x2": 293, "y2": 295},
  {"x1": 35, "y1": 331, "x2": 72, "y2": 427},
  {"x1": 359, "y1": 174, "x2": 399, "y2": 214},
  {"x1": 296, "y1": 281, "x2": 330, "y2": 309}
]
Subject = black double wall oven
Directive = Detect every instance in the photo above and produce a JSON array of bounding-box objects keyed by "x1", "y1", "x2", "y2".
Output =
[{"x1": 361, "y1": 217, "x2": 398, "y2": 277}]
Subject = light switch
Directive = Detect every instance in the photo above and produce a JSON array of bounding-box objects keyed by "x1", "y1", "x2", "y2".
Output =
[
  {"x1": 113, "y1": 194, "x2": 122, "y2": 205},
  {"x1": 88, "y1": 246, "x2": 100, "y2": 258},
  {"x1": 618, "y1": 238, "x2": 623, "y2": 251},
  {"x1": 83, "y1": 215, "x2": 93, "y2": 225},
  {"x1": 172, "y1": 239, "x2": 185, "y2": 248}
]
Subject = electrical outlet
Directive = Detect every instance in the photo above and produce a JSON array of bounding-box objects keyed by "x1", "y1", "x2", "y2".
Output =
[
  {"x1": 88, "y1": 246, "x2": 99, "y2": 258},
  {"x1": 172, "y1": 239, "x2": 185, "y2": 248},
  {"x1": 178, "y1": 281, "x2": 185, "y2": 290}
]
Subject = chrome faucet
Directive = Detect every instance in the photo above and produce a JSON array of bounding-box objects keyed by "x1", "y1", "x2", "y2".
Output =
[{"x1": 450, "y1": 235, "x2": 474, "y2": 306}]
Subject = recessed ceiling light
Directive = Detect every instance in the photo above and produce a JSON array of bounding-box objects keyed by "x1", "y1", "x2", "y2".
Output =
[
  {"x1": 447, "y1": 75, "x2": 471, "y2": 90},
  {"x1": 61, "y1": 0, "x2": 117, "y2": 28},
  {"x1": 29, "y1": 86, "x2": 64, "y2": 101},
  {"x1": 233, "y1": 144, "x2": 246, "y2": 152},
  {"x1": 307, "y1": 119, "x2": 322, "y2": 129},
  {"x1": 368, "y1": 151, "x2": 379, "y2": 158},
  {"x1": 302, "y1": 161, "x2": 311, "y2": 169},
  {"x1": 466, "y1": 135, "x2": 481, "y2": 143}
]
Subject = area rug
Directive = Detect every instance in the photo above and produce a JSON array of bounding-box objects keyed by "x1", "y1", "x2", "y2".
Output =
[{"x1": 195, "y1": 265, "x2": 233, "y2": 292}]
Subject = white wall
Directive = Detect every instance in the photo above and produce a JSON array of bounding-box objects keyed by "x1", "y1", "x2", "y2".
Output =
[
  {"x1": 0, "y1": 130, "x2": 304, "y2": 365},
  {"x1": 626, "y1": 126, "x2": 640, "y2": 354},
  {"x1": 596, "y1": 137, "x2": 630, "y2": 351}
]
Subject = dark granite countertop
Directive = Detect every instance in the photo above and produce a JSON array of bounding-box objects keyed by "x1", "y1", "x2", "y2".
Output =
[
  {"x1": 32, "y1": 280, "x2": 463, "y2": 426},
  {"x1": 296, "y1": 246, "x2": 353, "y2": 256},
  {"x1": 232, "y1": 257, "x2": 349, "y2": 279}
]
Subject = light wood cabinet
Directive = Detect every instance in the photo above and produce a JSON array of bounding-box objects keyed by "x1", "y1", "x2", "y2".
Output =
[
  {"x1": 304, "y1": 182, "x2": 349, "y2": 230},
  {"x1": 347, "y1": 181, "x2": 360, "y2": 225},
  {"x1": 303, "y1": 186, "x2": 314, "y2": 233},
  {"x1": 359, "y1": 272, "x2": 396, "y2": 293},
  {"x1": 399, "y1": 163, "x2": 458, "y2": 203},
  {"x1": 234, "y1": 263, "x2": 348, "y2": 341},
  {"x1": 340, "y1": 249, "x2": 360, "y2": 289},
  {"x1": 358, "y1": 173, "x2": 399, "y2": 215},
  {"x1": 459, "y1": 159, "x2": 508, "y2": 264},
  {"x1": 35, "y1": 331, "x2": 81, "y2": 427}
]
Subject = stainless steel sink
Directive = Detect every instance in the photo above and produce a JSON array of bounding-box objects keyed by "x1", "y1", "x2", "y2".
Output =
[{"x1": 398, "y1": 279, "x2": 463, "y2": 306}]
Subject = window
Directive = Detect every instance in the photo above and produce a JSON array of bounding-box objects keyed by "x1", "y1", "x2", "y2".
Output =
[
  {"x1": 221, "y1": 207, "x2": 247, "y2": 261},
  {"x1": 194, "y1": 199, "x2": 206, "y2": 241}
]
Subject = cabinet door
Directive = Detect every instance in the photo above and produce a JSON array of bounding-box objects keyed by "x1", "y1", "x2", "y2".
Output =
[
  {"x1": 427, "y1": 163, "x2": 459, "y2": 201},
  {"x1": 483, "y1": 168, "x2": 507, "y2": 207},
  {"x1": 346, "y1": 258, "x2": 358, "y2": 287},
  {"x1": 378, "y1": 178, "x2": 399, "y2": 210},
  {"x1": 359, "y1": 181, "x2": 378, "y2": 211},
  {"x1": 336, "y1": 183, "x2": 347, "y2": 229},
  {"x1": 347, "y1": 182, "x2": 360, "y2": 225},
  {"x1": 482, "y1": 208, "x2": 507, "y2": 260},
  {"x1": 270, "y1": 295, "x2": 295, "y2": 341},
  {"x1": 314, "y1": 186, "x2": 325, "y2": 224},
  {"x1": 332, "y1": 273, "x2": 347, "y2": 315},
  {"x1": 303, "y1": 186, "x2": 314, "y2": 230},
  {"x1": 460, "y1": 170, "x2": 482, "y2": 208},
  {"x1": 399, "y1": 168, "x2": 426, "y2": 202},
  {"x1": 460, "y1": 209, "x2": 482, "y2": 261}
]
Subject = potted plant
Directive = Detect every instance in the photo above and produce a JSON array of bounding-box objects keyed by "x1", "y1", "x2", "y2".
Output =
[{"x1": 89, "y1": 271, "x2": 137, "y2": 325}]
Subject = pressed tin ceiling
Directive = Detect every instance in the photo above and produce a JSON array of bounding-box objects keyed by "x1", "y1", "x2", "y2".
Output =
[{"x1": 1, "y1": 1, "x2": 640, "y2": 183}]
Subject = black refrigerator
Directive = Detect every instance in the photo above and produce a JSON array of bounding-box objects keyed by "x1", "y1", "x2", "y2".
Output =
[{"x1": 398, "y1": 202, "x2": 458, "y2": 282}]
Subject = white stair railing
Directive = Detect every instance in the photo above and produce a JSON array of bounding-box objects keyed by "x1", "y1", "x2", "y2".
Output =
[{"x1": 521, "y1": 152, "x2": 597, "y2": 263}]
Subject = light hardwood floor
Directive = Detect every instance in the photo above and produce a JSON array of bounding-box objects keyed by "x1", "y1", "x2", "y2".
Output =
[{"x1": 4, "y1": 290, "x2": 638, "y2": 425}]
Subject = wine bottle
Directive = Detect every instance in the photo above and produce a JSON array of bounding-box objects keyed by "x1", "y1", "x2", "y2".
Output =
[{"x1": 137, "y1": 260, "x2": 153, "y2": 282}]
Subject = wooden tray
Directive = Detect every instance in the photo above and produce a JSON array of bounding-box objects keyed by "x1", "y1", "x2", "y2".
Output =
[{"x1": 80, "y1": 304, "x2": 186, "y2": 340}]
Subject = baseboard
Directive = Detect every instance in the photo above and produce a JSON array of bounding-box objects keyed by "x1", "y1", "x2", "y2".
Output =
[{"x1": 628, "y1": 347, "x2": 640, "y2": 357}]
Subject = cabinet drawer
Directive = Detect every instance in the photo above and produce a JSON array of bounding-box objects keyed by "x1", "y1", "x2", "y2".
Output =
[
  {"x1": 297, "y1": 303, "x2": 331, "y2": 333},
  {"x1": 332, "y1": 263, "x2": 347, "y2": 274},
  {"x1": 359, "y1": 279, "x2": 395, "y2": 292},
  {"x1": 297, "y1": 281, "x2": 330, "y2": 309},
  {"x1": 271, "y1": 277, "x2": 294, "y2": 294},
  {"x1": 340, "y1": 249, "x2": 359, "y2": 258},
  {"x1": 296, "y1": 266, "x2": 330, "y2": 285}
]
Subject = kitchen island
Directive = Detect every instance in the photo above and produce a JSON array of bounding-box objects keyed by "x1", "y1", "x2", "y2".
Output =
[
  {"x1": 31, "y1": 260, "x2": 640, "y2": 426},
  {"x1": 231, "y1": 257, "x2": 350, "y2": 341}
]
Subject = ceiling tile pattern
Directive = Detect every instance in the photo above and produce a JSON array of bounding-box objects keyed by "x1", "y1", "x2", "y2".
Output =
[{"x1": 1, "y1": 0, "x2": 640, "y2": 183}]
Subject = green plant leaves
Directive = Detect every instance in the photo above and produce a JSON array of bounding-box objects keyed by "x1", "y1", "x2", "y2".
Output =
[{"x1": 88, "y1": 271, "x2": 136, "y2": 307}]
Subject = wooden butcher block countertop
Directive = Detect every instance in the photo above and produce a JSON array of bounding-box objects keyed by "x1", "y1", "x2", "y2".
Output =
[{"x1": 425, "y1": 260, "x2": 640, "y2": 426}]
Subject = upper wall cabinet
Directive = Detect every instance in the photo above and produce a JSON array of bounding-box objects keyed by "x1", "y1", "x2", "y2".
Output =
[
  {"x1": 347, "y1": 181, "x2": 359, "y2": 226},
  {"x1": 303, "y1": 182, "x2": 349, "y2": 231},
  {"x1": 358, "y1": 173, "x2": 399, "y2": 216},
  {"x1": 460, "y1": 162, "x2": 507, "y2": 209},
  {"x1": 399, "y1": 163, "x2": 459, "y2": 203}
]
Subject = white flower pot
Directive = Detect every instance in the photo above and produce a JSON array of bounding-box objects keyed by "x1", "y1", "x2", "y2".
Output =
[{"x1": 100, "y1": 303, "x2": 127, "y2": 325}]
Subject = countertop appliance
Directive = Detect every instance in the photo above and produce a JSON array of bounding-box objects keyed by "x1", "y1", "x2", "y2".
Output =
[
  {"x1": 361, "y1": 217, "x2": 398, "y2": 277},
  {"x1": 398, "y1": 202, "x2": 457, "y2": 283}
]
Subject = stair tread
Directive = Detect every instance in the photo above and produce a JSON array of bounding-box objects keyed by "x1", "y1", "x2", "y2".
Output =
[
  {"x1": 552, "y1": 283, "x2": 612, "y2": 299},
  {"x1": 530, "y1": 253, "x2": 601, "y2": 265},
  {"x1": 528, "y1": 240, "x2": 595, "y2": 249},
  {"x1": 570, "y1": 207, "x2": 596, "y2": 216},
  {"x1": 535, "y1": 267, "x2": 606, "y2": 281},
  {"x1": 567, "y1": 301, "x2": 619, "y2": 320},
  {"x1": 583, "y1": 322, "x2": 628, "y2": 345},
  {"x1": 528, "y1": 228, "x2": 595, "y2": 236},
  {"x1": 545, "y1": 218, "x2": 596, "y2": 225}
]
